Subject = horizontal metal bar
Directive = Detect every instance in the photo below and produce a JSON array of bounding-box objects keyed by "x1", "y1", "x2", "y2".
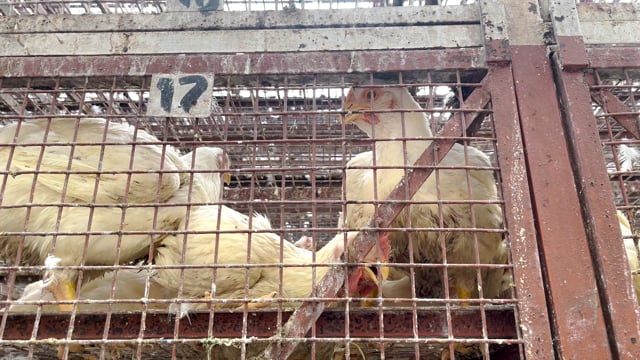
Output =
[
  {"x1": 0, "y1": 6, "x2": 481, "y2": 34},
  {"x1": 586, "y1": 47, "x2": 640, "y2": 69},
  {"x1": 0, "y1": 49, "x2": 487, "y2": 78},
  {"x1": 577, "y1": 2, "x2": 640, "y2": 22},
  {"x1": 0, "y1": 308, "x2": 517, "y2": 340},
  {"x1": 1, "y1": 26, "x2": 482, "y2": 56}
]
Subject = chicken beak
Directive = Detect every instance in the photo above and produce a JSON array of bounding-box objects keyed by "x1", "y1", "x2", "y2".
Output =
[
  {"x1": 361, "y1": 231, "x2": 390, "y2": 287},
  {"x1": 345, "y1": 231, "x2": 391, "y2": 298},
  {"x1": 339, "y1": 111, "x2": 365, "y2": 124},
  {"x1": 223, "y1": 172, "x2": 232, "y2": 185},
  {"x1": 340, "y1": 107, "x2": 380, "y2": 125},
  {"x1": 350, "y1": 262, "x2": 389, "y2": 302},
  {"x1": 339, "y1": 100, "x2": 372, "y2": 125},
  {"x1": 361, "y1": 263, "x2": 390, "y2": 287}
]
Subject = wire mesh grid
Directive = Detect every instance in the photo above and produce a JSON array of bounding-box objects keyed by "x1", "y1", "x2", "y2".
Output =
[
  {"x1": 0, "y1": 72, "x2": 522, "y2": 359},
  {"x1": 590, "y1": 67, "x2": 640, "y2": 309},
  {"x1": 0, "y1": 0, "x2": 476, "y2": 16}
]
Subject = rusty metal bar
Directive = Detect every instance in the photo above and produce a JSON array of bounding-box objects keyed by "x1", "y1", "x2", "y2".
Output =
[
  {"x1": 551, "y1": 52, "x2": 640, "y2": 359},
  {"x1": 586, "y1": 74, "x2": 640, "y2": 141},
  {"x1": 0, "y1": 308, "x2": 517, "y2": 340},
  {"x1": 587, "y1": 47, "x2": 640, "y2": 69},
  {"x1": 511, "y1": 45, "x2": 611, "y2": 359},
  {"x1": 550, "y1": 1, "x2": 589, "y2": 70},
  {"x1": 0, "y1": 6, "x2": 481, "y2": 32},
  {"x1": 486, "y1": 64, "x2": 554, "y2": 360},
  {"x1": 0, "y1": 49, "x2": 487, "y2": 78},
  {"x1": 263, "y1": 76, "x2": 492, "y2": 359}
]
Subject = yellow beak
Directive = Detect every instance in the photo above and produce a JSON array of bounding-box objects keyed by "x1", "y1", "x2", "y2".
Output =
[
  {"x1": 340, "y1": 112, "x2": 360, "y2": 124},
  {"x1": 339, "y1": 105, "x2": 369, "y2": 124},
  {"x1": 223, "y1": 173, "x2": 232, "y2": 185},
  {"x1": 362, "y1": 263, "x2": 390, "y2": 287}
]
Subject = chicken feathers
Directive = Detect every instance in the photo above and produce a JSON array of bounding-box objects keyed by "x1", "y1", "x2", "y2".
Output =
[
  {"x1": 180, "y1": 146, "x2": 230, "y2": 203},
  {"x1": 5, "y1": 268, "x2": 172, "y2": 313},
  {"x1": 340, "y1": 86, "x2": 507, "y2": 300},
  {"x1": 153, "y1": 205, "x2": 360, "y2": 309},
  {"x1": 0, "y1": 118, "x2": 226, "y2": 310}
]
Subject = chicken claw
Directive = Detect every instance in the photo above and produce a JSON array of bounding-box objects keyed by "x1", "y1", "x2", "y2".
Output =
[
  {"x1": 204, "y1": 291, "x2": 213, "y2": 310},
  {"x1": 236, "y1": 291, "x2": 277, "y2": 310}
]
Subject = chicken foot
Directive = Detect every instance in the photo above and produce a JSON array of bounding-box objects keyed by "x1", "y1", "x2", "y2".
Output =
[
  {"x1": 48, "y1": 277, "x2": 84, "y2": 359},
  {"x1": 236, "y1": 291, "x2": 277, "y2": 310}
]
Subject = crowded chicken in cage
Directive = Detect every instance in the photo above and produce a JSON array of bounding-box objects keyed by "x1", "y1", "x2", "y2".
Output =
[
  {"x1": 7, "y1": 78, "x2": 640, "y2": 359},
  {"x1": 0, "y1": 117, "x2": 379, "y2": 313}
]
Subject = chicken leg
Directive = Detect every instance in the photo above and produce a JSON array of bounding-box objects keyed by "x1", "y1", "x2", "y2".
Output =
[{"x1": 236, "y1": 291, "x2": 278, "y2": 310}]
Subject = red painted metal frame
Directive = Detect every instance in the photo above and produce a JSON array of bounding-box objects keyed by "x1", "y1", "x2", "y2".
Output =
[
  {"x1": 511, "y1": 45, "x2": 611, "y2": 359},
  {"x1": 0, "y1": 60, "x2": 552, "y2": 359},
  {"x1": 552, "y1": 54, "x2": 640, "y2": 358},
  {"x1": 0, "y1": 40, "x2": 600, "y2": 360},
  {"x1": 587, "y1": 47, "x2": 640, "y2": 69},
  {"x1": 0, "y1": 308, "x2": 517, "y2": 340},
  {"x1": 487, "y1": 64, "x2": 554, "y2": 360}
]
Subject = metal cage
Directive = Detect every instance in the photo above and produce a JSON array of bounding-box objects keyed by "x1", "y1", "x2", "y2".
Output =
[{"x1": 1, "y1": 1, "x2": 640, "y2": 360}]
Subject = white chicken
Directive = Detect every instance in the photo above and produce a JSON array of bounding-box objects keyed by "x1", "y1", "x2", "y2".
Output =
[
  {"x1": 152, "y1": 203, "x2": 383, "y2": 310},
  {"x1": 180, "y1": 146, "x2": 230, "y2": 203},
  {"x1": 340, "y1": 86, "x2": 508, "y2": 301},
  {"x1": 0, "y1": 118, "x2": 227, "y2": 311},
  {"x1": 293, "y1": 235, "x2": 315, "y2": 250}
]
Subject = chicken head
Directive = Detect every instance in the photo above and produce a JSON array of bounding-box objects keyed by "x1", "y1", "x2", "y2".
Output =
[
  {"x1": 340, "y1": 86, "x2": 430, "y2": 140},
  {"x1": 345, "y1": 231, "x2": 391, "y2": 299}
]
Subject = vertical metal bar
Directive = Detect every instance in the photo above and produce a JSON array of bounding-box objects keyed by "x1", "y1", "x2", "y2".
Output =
[
  {"x1": 551, "y1": 53, "x2": 640, "y2": 359},
  {"x1": 511, "y1": 45, "x2": 611, "y2": 359},
  {"x1": 551, "y1": 0, "x2": 640, "y2": 355},
  {"x1": 487, "y1": 64, "x2": 554, "y2": 360}
]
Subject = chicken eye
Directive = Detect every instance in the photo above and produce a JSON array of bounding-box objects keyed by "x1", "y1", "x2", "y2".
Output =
[{"x1": 365, "y1": 90, "x2": 377, "y2": 101}]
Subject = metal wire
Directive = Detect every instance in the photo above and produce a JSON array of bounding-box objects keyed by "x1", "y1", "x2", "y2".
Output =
[{"x1": 0, "y1": 71, "x2": 522, "y2": 359}]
